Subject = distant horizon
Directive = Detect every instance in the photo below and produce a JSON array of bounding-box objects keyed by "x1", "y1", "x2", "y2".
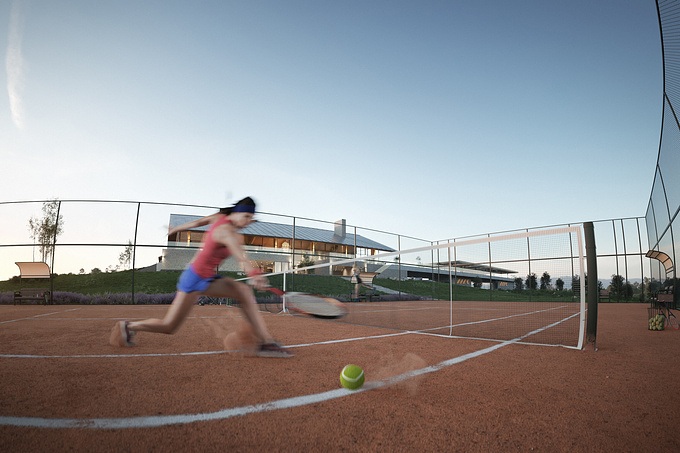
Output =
[{"x1": 0, "y1": 198, "x2": 655, "y2": 283}]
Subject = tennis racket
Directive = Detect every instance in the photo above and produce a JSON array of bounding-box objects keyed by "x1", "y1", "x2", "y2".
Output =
[
  {"x1": 265, "y1": 288, "x2": 348, "y2": 319},
  {"x1": 662, "y1": 304, "x2": 680, "y2": 330}
]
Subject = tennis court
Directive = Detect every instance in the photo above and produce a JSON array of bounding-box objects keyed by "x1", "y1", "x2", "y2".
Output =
[
  {"x1": 1, "y1": 302, "x2": 679, "y2": 451},
  {"x1": 336, "y1": 299, "x2": 583, "y2": 348}
]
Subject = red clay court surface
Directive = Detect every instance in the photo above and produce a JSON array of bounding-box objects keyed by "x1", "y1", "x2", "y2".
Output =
[{"x1": 1, "y1": 302, "x2": 679, "y2": 451}]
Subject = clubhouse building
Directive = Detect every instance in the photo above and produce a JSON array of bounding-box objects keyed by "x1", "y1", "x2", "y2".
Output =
[
  {"x1": 159, "y1": 214, "x2": 516, "y2": 288},
  {"x1": 161, "y1": 215, "x2": 395, "y2": 276}
]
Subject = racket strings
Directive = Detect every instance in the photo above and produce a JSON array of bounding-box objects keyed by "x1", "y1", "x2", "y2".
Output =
[{"x1": 287, "y1": 294, "x2": 346, "y2": 318}]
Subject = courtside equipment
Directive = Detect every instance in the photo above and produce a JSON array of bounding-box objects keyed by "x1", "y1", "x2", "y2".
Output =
[
  {"x1": 649, "y1": 313, "x2": 666, "y2": 331},
  {"x1": 340, "y1": 364, "x2": 365, "y2": 390}
]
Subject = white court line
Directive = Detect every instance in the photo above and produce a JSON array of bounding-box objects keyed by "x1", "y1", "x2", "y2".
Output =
[
  {"x1": 350, "y1": 306, "x2": 447, "y2": 314},
  {"x1": 0, "y1": 306, "x2": 575, "y2": 359},
  {"x1": 416, "y1": 305, "x2": 570, "y2": 332},
  {"x1": 0, "y1": 336, "x2": 513, "y2": 429},
  {"x1": 0, "y1": 308, "x2": 81, "y2": 324},
  {"x1": 347, "y1": 302, "x2": 579, "y2": 315},
  {"x1": 0, "y1": 314, "x2": 576, "y2": 429},
  {"x1": 414, "y1": 311, "x2": 582, "y2": 349},
  {"x1": 28, "y1": 315, "x2": 245, "y2": 322},
  {"x1": 0, "y1": 331, "x2": 411, "y2": 359}
]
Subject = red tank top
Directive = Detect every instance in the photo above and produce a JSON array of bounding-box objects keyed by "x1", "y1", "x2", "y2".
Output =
[{"x1": 192, "y1": 216, "x2": 233, "y2": 278}]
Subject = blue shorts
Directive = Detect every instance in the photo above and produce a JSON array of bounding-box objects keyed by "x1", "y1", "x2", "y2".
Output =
[{"x1": 177, "y1": 265, "x2": 222, "y2": 293}]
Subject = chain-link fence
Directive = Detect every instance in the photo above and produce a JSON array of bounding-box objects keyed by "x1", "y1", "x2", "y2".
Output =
[
  {"x1": 645, "y1": 1, "x2": 680, "y2": 300},
  {"x1": 0, "y1": 199, "x2": 656, "y2": 303}
]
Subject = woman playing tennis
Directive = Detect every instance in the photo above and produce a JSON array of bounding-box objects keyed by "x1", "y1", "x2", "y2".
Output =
[{"x1": 109, "y1": 197, "x2": 294, "y2": 358}]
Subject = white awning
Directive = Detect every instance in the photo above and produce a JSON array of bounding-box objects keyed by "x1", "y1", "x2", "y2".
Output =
[{"x1": 15, "y1": 262, "x2": 51, "y2": 279}]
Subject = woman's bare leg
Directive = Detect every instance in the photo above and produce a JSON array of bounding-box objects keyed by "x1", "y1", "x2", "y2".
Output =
[
  {"x1": 203, "y1": 278, "x2": 274, "y2": 344},
  {"x1": 128, "y1": 291, "x2": 200, "y2": 334}
]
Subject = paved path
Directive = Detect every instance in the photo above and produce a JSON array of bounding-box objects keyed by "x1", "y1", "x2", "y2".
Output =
[{"x1": 341, "y1": 277, "x2": 401, "y2": 295}]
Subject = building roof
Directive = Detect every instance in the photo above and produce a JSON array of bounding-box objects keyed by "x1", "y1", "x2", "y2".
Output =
[
  {"x1": 169, "y1": 214, "x2": 395, "y2": 252},
  {"x1": 434, "y1": 260, "x2": 518, "y2": 275}
]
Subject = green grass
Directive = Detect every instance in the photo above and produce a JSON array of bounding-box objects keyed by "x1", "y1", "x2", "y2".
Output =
[
  {"x1": 0, "y1": 270, "x2": 186, "y2": 295},
  {"x1": 0, "y1": 270, "x2": 356, "y2": 297},
  {"x1": 264, "y1": 274, "x2": 355, "y2": 298},
  {"x1": 374, "y1": 278, "x2": 579, "y2": 302},
  {"x1": 0, "y1": 270, "x2": 587, "y2": 303}
]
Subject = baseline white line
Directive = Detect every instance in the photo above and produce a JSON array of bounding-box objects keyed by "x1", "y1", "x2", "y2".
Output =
[
  {"x1": 27, "y1": 315, "x2": 245, "y2": 321},
  {"x1": 0, "y1": 336, "x2": 515, "y2": 429},
  {"x1": 0, "y1": 308, "x2": 81, "y2": 324},
  {"x1": 0, "y1": 315, "x2": 577, "y2": 429},
  {"x1": 348, "y1": 303, "x2": 578, "y2": 315},
  {"x1": 0, "y1": 306, "x2": 576, "y2": 358},
  {"x1": 413, "y1": 311, "x2": 582, "y2": 349},
  {"x1": 415, "y1": 305, "x2": 570, "y2": 333},
  {"x1": 0, "y1": 331, "x2": 411, "y2": 359}
]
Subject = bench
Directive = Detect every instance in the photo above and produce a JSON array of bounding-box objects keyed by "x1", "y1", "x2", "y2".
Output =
[
  {"x1": 351, "y1": 272, "x2": 379, "y2": 287},
  {"x1": 351, "y1": 272, "x2": 379, "y2": 302},
  {"x1": 14, "y1": 262, "x2": 52, "y2": 305},
  {"x1": 198, "y1": 296, "x2": 231, "y2": 306},
  {"x1": 599, "y1": 290, "x2": 610, "y2": 301},
  {"x1": 352, "y1": 288, "x2": 376, "y2": 302},
  {"x1": 13, "y1": 288, "x2": 50, "y2": 305}
]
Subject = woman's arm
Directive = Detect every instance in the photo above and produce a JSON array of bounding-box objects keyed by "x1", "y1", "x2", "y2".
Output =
[
  {"x1": 167, "y1": 213, "x2": 223, "y2": 236},
  {"x1": 211, "y1": 223, "x2": 266, "y2": 288}
]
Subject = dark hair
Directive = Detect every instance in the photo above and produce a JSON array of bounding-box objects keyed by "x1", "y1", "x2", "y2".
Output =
[{"x1": 219, "y1": 196, "x2": 256, "y2": 215}]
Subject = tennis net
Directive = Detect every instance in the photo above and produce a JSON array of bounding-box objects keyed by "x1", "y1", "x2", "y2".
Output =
[{"x1": 255, "y1": 226, "x2": 586, "y2": 349}]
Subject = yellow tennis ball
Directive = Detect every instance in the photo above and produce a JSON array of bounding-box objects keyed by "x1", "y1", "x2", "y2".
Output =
[{"x1": 340, "y1": 364, "x2": 365, "y2": 390}]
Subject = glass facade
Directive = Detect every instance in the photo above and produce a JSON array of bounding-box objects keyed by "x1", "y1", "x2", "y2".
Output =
[{"x1": 645, "y1": 1, "x2": 680, "y2": 299}]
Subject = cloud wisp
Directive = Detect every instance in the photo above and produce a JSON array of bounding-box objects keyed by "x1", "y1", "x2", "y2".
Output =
[{"x1": 6, "y1": 0, "x2": 26, "y2": 130}]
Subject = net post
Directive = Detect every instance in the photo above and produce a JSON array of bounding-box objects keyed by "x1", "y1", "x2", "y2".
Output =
[
  {"x1": 282, "y1": 273, "x2": 288, "y2": 313},
  {"x1": 584, "y1": 222, "x2": 598, "y2": 350}
]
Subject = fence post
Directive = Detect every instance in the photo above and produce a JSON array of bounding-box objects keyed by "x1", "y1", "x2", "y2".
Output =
[
  {"x1": 132, "y1": 202, "x2": 140, "y2": 304},
  {"x1": 584, "y1": 222, "x2": 598, "y2": 350},
  {"x1": 49, "y1": 200, "x2": 62, "y2": 305}
]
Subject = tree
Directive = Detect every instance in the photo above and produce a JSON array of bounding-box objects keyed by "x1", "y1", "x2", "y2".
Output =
[
  {"x1": 645, "y1": 278, "x2": 661, "y2": 299},
  {"x1": 572, "y1": 274, "x2": 591, "y2": 295},
  {"x1": 540, "y1": 271, "x2": 551, "y2": 290},
  {"x1": 297, "y1": 255, "x2": 314, "y2": 269},
  {"x1": 555, "y1": 278, "x2": 564, "y2": 291},
  {"x1": 514, "y1": 277, "x2": 524, "y2": 292},
  {"x1": 663, "y1": 277, "x2": 676, "y2": 292},
  {"x1": 610, "y1": 274, "x2": 625, "y2": 297},
  {"x1": 526, "y1": 273, "x2": 538, "y2": 290},
  {"x1": 28, "y1": 199, "x2": 64, "y2": 264},
  {"x1": 118, "y1": 241, "x2": 134, "y2": 270},
  {"x1": 622, "y1": 282, "x2": 634, "y2": 300}
]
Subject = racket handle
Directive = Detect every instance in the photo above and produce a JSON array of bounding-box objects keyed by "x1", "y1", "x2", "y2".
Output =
[{"x1": 267, "y1": 287, "x2": 285, "y2": 296}]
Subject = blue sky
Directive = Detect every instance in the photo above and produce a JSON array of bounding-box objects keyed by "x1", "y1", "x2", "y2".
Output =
[{"x1": 2, "y1": 0, "x2": 663, "y2": 247}]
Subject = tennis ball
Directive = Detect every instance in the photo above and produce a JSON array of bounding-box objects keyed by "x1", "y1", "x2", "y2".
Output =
[{"x1": 340, "y1": 364, "x2": 365, "y2": 390}]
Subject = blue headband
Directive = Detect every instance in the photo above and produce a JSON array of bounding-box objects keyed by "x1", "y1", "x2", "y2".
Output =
[{"x1": 232, "y1": 204, "x2": 255, "y2": 214}]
